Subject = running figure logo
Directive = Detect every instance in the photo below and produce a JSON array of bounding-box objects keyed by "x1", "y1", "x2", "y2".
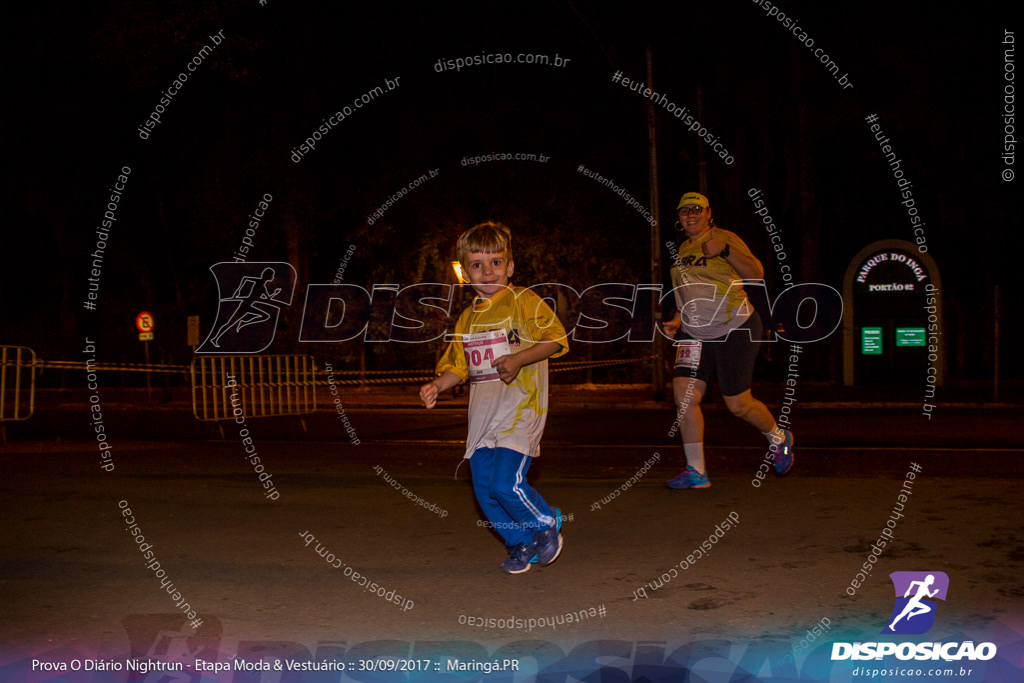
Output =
[
  {"x1": 197, "y1": 262, "x2": 297, "y2": 354},
  {"x1": 882, "y1": 571, "x2": 950, "y2": 635}
]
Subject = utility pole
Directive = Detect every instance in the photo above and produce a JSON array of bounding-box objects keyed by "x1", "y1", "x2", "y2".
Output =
[{"x1": 647, "y1": 46, "x2": 665, "y2": 401}]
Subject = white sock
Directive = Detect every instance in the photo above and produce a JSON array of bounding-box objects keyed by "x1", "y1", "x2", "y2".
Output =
[
  {"x1": 763, "y1": 425, "x2": 784, "y2": 446},
  {"x1": 683, "y1": 442, "x2": 705, "y2": 474}
]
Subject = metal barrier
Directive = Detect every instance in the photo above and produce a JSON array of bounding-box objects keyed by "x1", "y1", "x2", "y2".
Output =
[
  {"x1": 549, "y1": 356, "x2": 655, "y2": 374},
  {"x1": 37, "y1": 359, "x2": 187, "y2": 374},
  {"x1": 1, "y1": 347, "x2": 649, "y2": 427},
  {"x1": 317, "y1": 356, "x2": 653, "y2": 385},
  {"x1": 191, "y1": 355, "x2": 318, "y2": 422},
  {"x1": 0, "y1": 346, "x2": 36, "y2": 422}
]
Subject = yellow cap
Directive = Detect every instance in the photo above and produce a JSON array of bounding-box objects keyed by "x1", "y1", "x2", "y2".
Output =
[{"x1": 677, "y1": 192, "x2": 709, "y2": 209}]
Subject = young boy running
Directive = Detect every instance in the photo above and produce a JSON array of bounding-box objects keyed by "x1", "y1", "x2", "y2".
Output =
[{"x1": 420, "y1": 222, "x2": 568, "y2": 574}]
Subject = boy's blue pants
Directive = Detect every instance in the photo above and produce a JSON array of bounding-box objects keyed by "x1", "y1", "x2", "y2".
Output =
[{"x1": 469, "y1": 446, "x2": 555, "y2": 547}]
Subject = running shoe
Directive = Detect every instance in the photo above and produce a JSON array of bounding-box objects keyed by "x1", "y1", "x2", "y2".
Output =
[
  {"x1": 773, "y1": 429, "x2": 795, "y2": 476},
  {"x1": 501, "y1": 542, "x2": 537, "y2": 574},
  {"x1": 666, "y1": 466, "x2": 711, "y2": 489},
  {"x1": 533, "y1": 508, "x2": 564, "y2": 565}
]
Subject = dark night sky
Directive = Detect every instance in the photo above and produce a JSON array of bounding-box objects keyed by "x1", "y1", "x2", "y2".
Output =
[{"x1": 2, "y1": 1, "x2": 1017, "y2": 380}]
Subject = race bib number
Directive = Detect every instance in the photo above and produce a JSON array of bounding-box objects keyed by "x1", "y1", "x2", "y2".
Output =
[
  {"x1": 674, "y1": 340, "x2": 702, "y2": 370},
  {"x1": 464, "y1": 330, "x2": 512, "y2": 383}
]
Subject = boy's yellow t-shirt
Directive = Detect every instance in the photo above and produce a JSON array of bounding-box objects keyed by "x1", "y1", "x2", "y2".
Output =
[{"x1": 436, "y1": 286, "x2": 568, "y2": 459}]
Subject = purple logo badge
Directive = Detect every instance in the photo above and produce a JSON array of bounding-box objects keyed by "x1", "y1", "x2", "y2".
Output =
[{"x1": 882, "y1": 571, "x2": 949, "y2": 635}]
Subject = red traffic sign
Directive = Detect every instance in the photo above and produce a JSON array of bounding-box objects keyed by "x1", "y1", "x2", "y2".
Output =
[{"x1": 136, "y1": 311, "x2": 155, "y2": 332}]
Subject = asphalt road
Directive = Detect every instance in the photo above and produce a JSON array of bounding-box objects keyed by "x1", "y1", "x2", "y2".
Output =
[{"x1": 2, "y1": 405, "x2": 1022, "y2": 681}]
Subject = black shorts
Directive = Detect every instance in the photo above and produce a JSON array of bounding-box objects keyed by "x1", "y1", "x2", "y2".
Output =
[{"x1": 672, "y1": 312, "x2": 763, "y2": 396}]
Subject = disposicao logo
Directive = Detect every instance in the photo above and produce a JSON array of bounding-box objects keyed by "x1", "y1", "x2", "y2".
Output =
[
  {"x1": 831, "y1": 571, "x2": 997, "y2": 662},
  {"x1": 882, "y1": 571, "x2": 949, "y2": 635},
  {"x1": 197, "y1": 263, "x2": 296, "y2": 354}
]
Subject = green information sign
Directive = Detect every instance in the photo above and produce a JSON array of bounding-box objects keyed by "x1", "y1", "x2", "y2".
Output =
[
  {"x1": 895, "y1": 327, "x2": 926, "y2": 347},
  {"x1": 861, "y1": 327, "x2": 883, "y2": 355}
]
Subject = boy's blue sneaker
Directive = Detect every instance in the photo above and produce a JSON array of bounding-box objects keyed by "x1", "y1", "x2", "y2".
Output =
[
  {"x1": 666, "y1": 466, "x2": 711, "y2": 489},
  {"x1": 533, "y1": 508, "x2": 563, "y2": 565},
  {"x1": 501, "y1": 542, "x2": 537, "y2": 574},
  {"x1": 773, "y1": 429, "x2": 795, "y2": 476}
]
